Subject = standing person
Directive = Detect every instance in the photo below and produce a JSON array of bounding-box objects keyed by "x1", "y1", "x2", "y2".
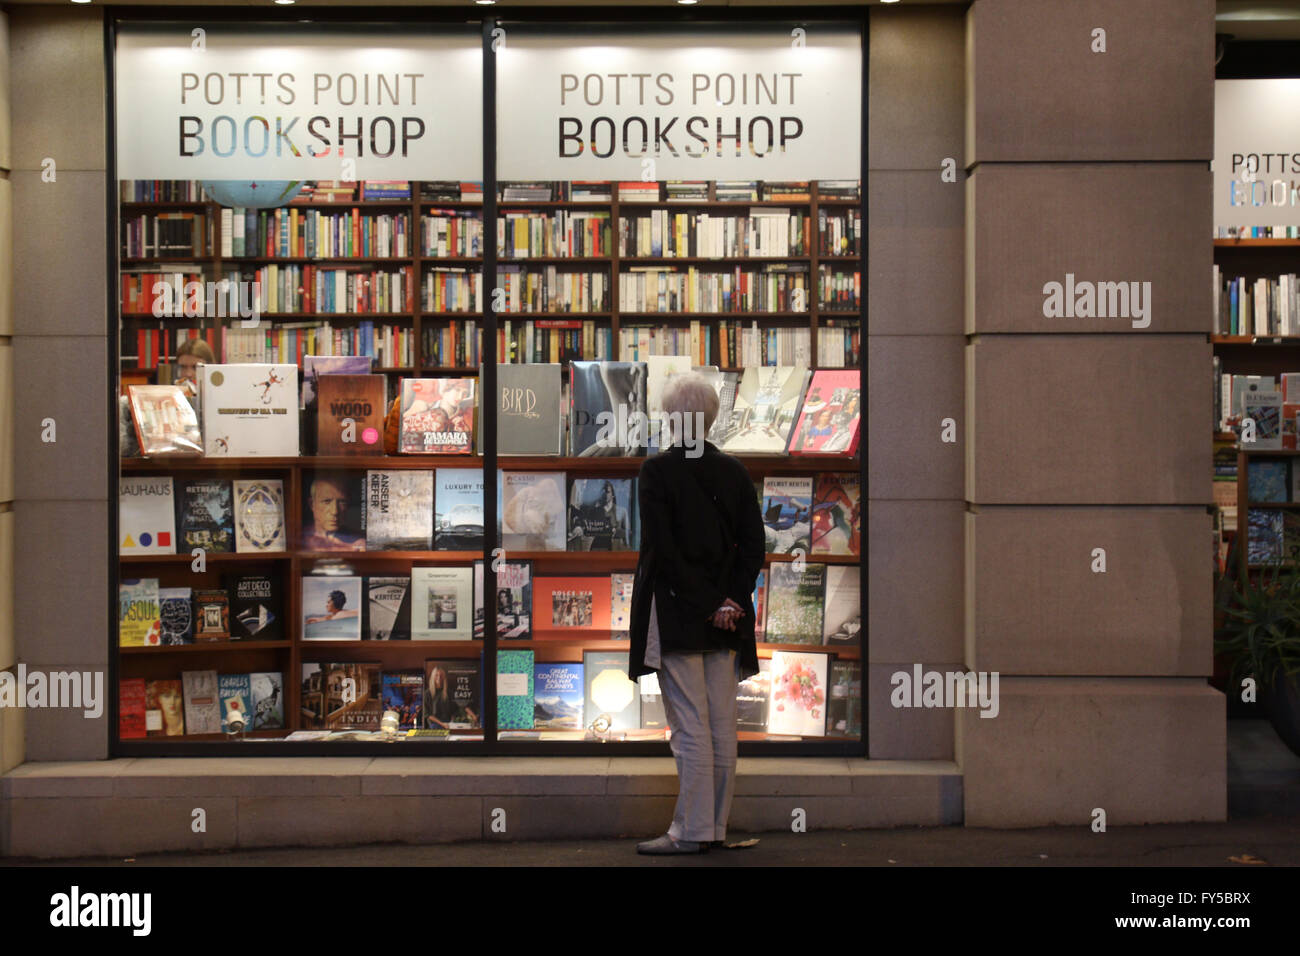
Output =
[{"x1": 628, "y1": 373, "x2": 765, "y2": 855}]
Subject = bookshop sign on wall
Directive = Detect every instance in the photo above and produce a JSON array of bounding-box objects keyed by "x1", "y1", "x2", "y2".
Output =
[
  {"x1": 115, "y1": 26, "x2": 483, "y2": 180},
  {"x1": 496, "y1": 29, "x2": 861, "y2": 180},
  {"x1": 1216, "y1": 79, "x2": 1300, "y2": 227}
]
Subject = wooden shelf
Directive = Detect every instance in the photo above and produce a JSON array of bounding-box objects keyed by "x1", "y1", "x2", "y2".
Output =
[
  {"x1": 122, "y1": 453, "x2": 860, "y2": 471},
  {"x1": 121, "y1": 552, "x2": 294, "y2": 563},
  {"x1": 1214, "y1": 238, "x2": 1300, "y2": 246},
  {"x1": 120, "y1": 641, "x2": 290, "y2": 654}
]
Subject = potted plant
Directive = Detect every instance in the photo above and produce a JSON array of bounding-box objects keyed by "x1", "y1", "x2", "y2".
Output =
[{"x1": 1216, "y1": 560, "x2": 1300, "y2": 757}]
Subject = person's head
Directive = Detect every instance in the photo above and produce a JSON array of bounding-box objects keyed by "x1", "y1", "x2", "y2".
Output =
[
  {"x1": 176, "y1": 338, "x2": 216, "y2": 379},
  {"x1": 815, "y1": 408, "x2": 834, "y2": 427},
  {"x1": 310, "y1": 476, "x2": 350, "y2": 533},
  {"x1": 428, "y1": 666, "x2": 446, "y2": 695},
  {"x1": 430, "y1": 407, "x2": 450, "y2": 429},
  {"x1": 600, "y1": 480, "x2": 615, "y2": 504},
  {"x1": 326, "y1": 590, "x2": 346, "y2": 613},
  {"x1": 660, "y1": 373, "x2": 720, "y2": 455}
]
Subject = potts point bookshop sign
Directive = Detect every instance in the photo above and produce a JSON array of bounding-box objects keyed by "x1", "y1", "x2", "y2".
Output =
[
  {"x1": 495, "y1": 29, "x2": 861, "y2": 180},
  {"x1": 114, "y1": 26, "x2": 483, "y2": 181},
  {"x1": 1216, "y1": 79, "x2": 1300, "y2": 228}
]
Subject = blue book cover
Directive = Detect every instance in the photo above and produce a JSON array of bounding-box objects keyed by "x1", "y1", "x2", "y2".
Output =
[
  {"x1": 1248, "y1": 460, "x2": 1289, "y2": 503},
  {"x1": 533, "y1": 663, "x2": 584, "y2": 730},
  {"x1": 435, "y1": 468, "x2": 485, "y2": 550},
  {"x1": 567, "y1": 477, "x2": 637, "y2": 551},
  {"x1": 1248, "y1": 509, "x2": 1284, "y2": 564},
  {"x1": 218, "y1": 673, "x2": 253, "y2": 733},
  {"x1": 497, "y1": 650, "x2": 534, "y2": 730},
  {"x1": 762, "y1": 476, "x2": 813, "y2": 554},
  {"x1": 381, "y1": 669, "x2": 425, "y2": 730}
]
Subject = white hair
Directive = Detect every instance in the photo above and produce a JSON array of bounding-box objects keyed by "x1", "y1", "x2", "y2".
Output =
[{"x1": 659, "y1": 372, "x2": 719, "y2": 445}]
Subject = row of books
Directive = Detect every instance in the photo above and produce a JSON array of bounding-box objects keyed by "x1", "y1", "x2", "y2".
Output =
[
  {"x1": 1212, "y1": 265, "x2": 1300, "y2": 336},
  {"x1": 123, "y1": 652, "x2": 861, "y2": 740},
  {"x1": 119, "y1": 466, "x2": 860, "y2": 559},
  {"x1": 1215, "y1": 226, "x2": 1300, "y2": 239},
  {"x1": 218, "y1": 207, "x2": 410, "y2": 259},
  {"x1": 1214, "y1": 367, "x2": 1300, "y2": 444},
  {"x1": 123, "y1": 213, "x2": 213, "y2": 259},
  {"x1": 119, "y1": 576, "x2": 281, "y2": 645},
  {"x1": 500, "y1": 211, "x2": 612, "y2": 258},
  {"x1": 219, "y1": 322, "x2": 416, "y2": 368},
  {"x1": 498, "y1": 264, "x2": 610, "y2": 313},
  {"x1": 619, "y1": 209, "x2": 816, "y2": 258},
  {"x1": 121, "y1": 361, "x2": 859, "y2": 460}
]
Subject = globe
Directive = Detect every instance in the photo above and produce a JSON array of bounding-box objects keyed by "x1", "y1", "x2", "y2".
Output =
[{"x1": 202, "y1": 180, "x2": 304, "y2": 209}]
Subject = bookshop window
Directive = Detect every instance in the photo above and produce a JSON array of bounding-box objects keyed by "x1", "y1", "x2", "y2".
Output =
[{"x1": 113, "y1": 19, "x2": 861, "y2": 751}]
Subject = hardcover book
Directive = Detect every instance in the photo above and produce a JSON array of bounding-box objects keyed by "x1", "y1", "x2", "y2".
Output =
[
  {"x1": 788, "y1": 368, "x2": 860, "y2": 456},
  {"x1": 533, "y1": 662, "x2": 585, "y2": 729},
  {"x1": 473, "y1": 560, "x2": 532, "y2": 639},
  {"x1": 120, "y1": 678, "x2": 147, "y2": 739},
  {"x1": 567, "y1": 477, "x2": 637, "y2": 551},
  {"x1": 250, "y1": 672, "x2": 285, "y2": 730},
  {"x1": 365, "y1": 469, "x2": 434, "y2": 550},
  {"x1": 301, "y1": 663, "x2": 326, "y2": 729},
  {"x1": 434, "y1": 468, "x2": 485, "y2": 550},
  {"x1": 323, "y1": 662, "x2": 382, "y2": 731},
  {"x1": 1248, "y1": 508, "x2": 1284, "y2": 564},
  {"x1": 822, "y1": 565, "x2": 861, "y2": 646},
  {"x1": 301, "y1": 575, "x2": 363, "y2": 641},
  {"x1": 764, "y1": 561, "x2": 827, "y2": 645},
  {"x1": 302, "y1": 355, "x2": 374, "y2": 408},
  {"x1": 736, "y1": 658, "x2": 772, "y2": 732},
  {"x1": 1243, "y1": 390, "x2": 1284, "y2": 451},
  {"x1": 411, "y1": 566, "x2": 474, "y2": 640},
  {"x1": 533, "y1": 576, "x2": 613, "y2": 634},
  {"x1": 1249, "y1": 460, "x2": 1289, "y2": 503},
  {"x1": 638, "y1": 671, "x2": 668, "y2": 732},
  {"x1": 399, "y1": 377, "x2": 476, "y2": 454},
  {"x1": 496, "y1": 649, "x2": 535, "y2": 730},
  {"x1": 233, "y1": 479, "x2": 287, "y2": 553},
  {"x1": 582, "y1": 651, "x2": 640, "y2": 732},
  {"x1": 200, "y1": 363, "x2": 299, "y2": 457},
  {"x1": 703, "y1": 369, "x2": 741, "y2": 445},
  {"x1": 302, "y1": 472, "x2": 366, "y2": 551},
  {"x1": 569, "y1": 360, "x2": 649, "y2": 456},
  {"x1": 382, "y1": 669, "x2": 426, "y2": 730},
  {"x1": 426, "y1": 658, "x2": 483, "y2": 729},
  {"x1": 717, "y1": 365, "x2": 809, "y2": 455},
  {"x1": 501, "y1": 471, "x2": 566, "y2": 550},
  {"x1": 811, "y1": 473, "x2": 861, "y2": 555},
  {"x1": 488, "y1": 363, "x2": 563, "y2": 455},
  {"x1": 762, "y1": 477, "x2": 813, "y2": 554},
  {"x1": 145, "y1": 679, "x2": 186, "y2": 736},
  {"x1": 752, "y1": 569, "x2": 768, "y2": 643},
  {"x1": 119, "y1": 578, "x2": 161, "y2": 647},
  {"x1": 316, "y1": 374, "x2": 388, "y2": 455},
  {"x1": 126, "y1": 384, "x2": 202, "y2": 457},
  {"x1": 225, "y1": 574, "x2": 282, "y2": 641},
  {"x1": 365, "y1": 576, "x2": 412, "y2": 640},
  {"x1": 827, "y1": 660, "x2": 862, "y2": 738},
  {"x1": 120, "y1": 477, "x2": 176, "y2": 555},
  {"x1": 767, "y1": 650, "x2": 829, "y2": 737},
  {"x1": 179, "y1": 479, "x2": 234, "y2": 553},
  {"x1": 193, "y1": 588, "x2": 230, "y2": 641},
  {"x1": 182, "y1": 669, "x2": 221, "y2": 735},
  {"x1": 610, "y1": 572, "x2": 634, "y2": 640}
]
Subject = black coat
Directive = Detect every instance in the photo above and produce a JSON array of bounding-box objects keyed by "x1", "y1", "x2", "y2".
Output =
[{"x1": 627, "y1": 441, "x2": 766, "y2": 682}]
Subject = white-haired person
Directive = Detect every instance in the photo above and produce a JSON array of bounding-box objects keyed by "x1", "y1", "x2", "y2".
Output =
[{"x1": 628, "y1": 372, "x2": 766, "y2": 855}]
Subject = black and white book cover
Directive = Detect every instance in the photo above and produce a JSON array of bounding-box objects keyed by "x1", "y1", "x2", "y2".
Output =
[
  {"x1": 179, "y1": 479, "x2": 234, "y2": 553},
  {"x1": 365, "y1": 575, "x2": 412, "y2": 640},
  {"x1": 474, "y1": 559, "x2": 532, "y2": 639},
  {"x1": 489, "y1": 363, "x2": 563, "y2": 455},
  {"x1": 717, "y1": 365, "x2": 809, "y2": 455},
  {"x1": 181, "y1": 669, "x2": 221, "y2": 735},
  {"x1": 365, "y1": 470, "x2": 434, "y2": 551},
  {"x1": 569, "y1": 360, "x2": 648, "y2": 456},
  {"x1": 501, "y1": 471, "x2": 567, "y2": 551},
  {"x1": 412, "y1": 566, "x2": 473, "y2": 640},
  {"x1": 567, "y1": 477, "x2": 636, "y2": 551},
  {"x1": 225, "y1": 574, "x2": 283, "y2": 641},
  {"x1": 821, "y1": 565, "x2": 861, "y2": 646}
]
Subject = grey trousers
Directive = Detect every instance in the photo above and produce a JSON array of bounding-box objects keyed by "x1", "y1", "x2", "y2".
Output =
[{"x1": 658, "y1": 649, "x2": 740, "y2": 843}]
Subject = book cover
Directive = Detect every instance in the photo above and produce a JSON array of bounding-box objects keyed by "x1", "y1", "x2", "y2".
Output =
[
  {"x1": 302, "y1": 355, "x2": 374, "y2": 408},
  {"x1": 317, "y1": 374, "x2": 387, "y2": 455},
  {"x1": 233, "y1": 479, "x2": 287, "y2": 553},
  {"x1": 717, "y1": 365, "x2": 809, "y2": 455},
  {"x1": 569, "y1": 360, "x2": 649, "y2": 456},
  {"x1": 788, "y1": 369, "x2": 860, "y2": 456},
  {"x1": 119, "y1": 578, "x2": 161, "y2": 647},
  {"x1": 762, "y1": 476, "x2": 813, "y2": 554},
  {"x1": 426, "y1": 658, "x2": 483, "y2": 729},
  {"x1": 1243, "y1": 390, "x2": 1284, "y2": 450},
  {"x1": 366, "y1": 575, "x2": 412, "y2": 640},
  {"x1": 411, "y1": 566, "x2": 474, "y2": 640},
  {"x1": 127, "y1": 384, "x2": 202, "y2": 457},
  {"x1": 638, "y1": 671, "x2": 668, "y2": 732},
  {"x1": 1286, "y1": 512, "x2": 1300, "y2": 565},
  {"x1": 399, "y1": 377, "x2": 476, "y2": 454},
  {"x1": 160, "y1": 590, "x2": 192, "y2": 649},
  {"x1": 567, "y1": 477, "x2": 637, "y2": 551},
  {"x1": 610, "y1": 572, "x2": 634, "y2": 640},
  {"x1": 300, "y1": 663, "x2": 325, "y2": 729},
  {"x1": 193, "y1": 588, "x2": 230, "y2": 641},
  {"x1": 434, "y1": 468, "x2": 485, "y2": 550},
  {"x1": 381, "y1": 669, "x2": 426, "y2": 730},
  {"x1": 250, "y1": 671, "x2": 285, "y2": 730},
  {"x1": 225, "y1": 574, "x2": 282, "y2": 641},
  {"x1": 752, "y1": 569, "x2": 768, "y2": 643},
  {"x1": 365, "y1": 469, "x2": 434, "y2": 550},
  {"x1": 501, "y1": 471, "x2": 566, "y2": 550},
  {"x1": 200, "y1": 363, "x2": 299, "y2": 457},
  {"x1": 1248, "y1": 508, "x2": 1284, "y2": 564},
  {"x1": 534, "y1": 576, "x2": 613, "y2": 634},
  {"x1": 496, "y1": 649, "x2": 535, "y2": 730},
  {"x1": 491, "y1": 363, "x2": 563, "y2": 455},
  {"x1": 1249, "y1": 460, "x2": 1289, "y2": 503},
  {"x1": 822, "y1": 565, "x2": 861, "y2": 646},
  {"x1": 120, "y1": 678, "x2": 147, "y2": 739},
  {"x1": 764, "y1": 562, "x2": 827, "y2": 644},
  {"x1": 811, "y1": 473, "x2": 861, "y2": 555},
  {"x1": 301, "y1": 575, "x2": 363, "y2": 640},
  {"x1": 179, "y1": 479, "x2": 234, "y2": 553},
  {"x1": 704, "y1": 369, "x2": 741, "y2": 445},
  {"x1": 120, "y1": 477, "x2": 176, "y2": 555},
  {"x1": 645, "y1": 354, "x2": 696, "y2": 452},
  {"x1": 145, "y1": 679, "x2": 186, "y2": 736},
  {"x1": 302, "y1": 472, "x2": 366, "y2": 551},
  {"x1": 767, "y1": 650, "x2": 828, "y2": 737},
  {"x1": 533, "y1": 662, "x2": 585, "y2": 729},
  {"x1": 582, "y1": 651, "x2": 640, "y2": 732},
  {"x1": 182, "y1": 669, "x2": 221, "y2": 735},
  {"x1": 473, "y1": 559, "x2": 532, "y2": 639},
  {"x1": 827, "y1": 660, "x2": 861, "y2": 738},
  {"x1": 736, "y1": 658, "x2": 772, "y2": 732},
  {"x1": 323, "y1": 662, "x2": 382, "y2": 730}
]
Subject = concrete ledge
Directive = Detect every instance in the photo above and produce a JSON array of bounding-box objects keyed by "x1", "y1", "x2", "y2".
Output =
[{"x1": 0, "y1": 757, "x2": 961, "y2": 858}]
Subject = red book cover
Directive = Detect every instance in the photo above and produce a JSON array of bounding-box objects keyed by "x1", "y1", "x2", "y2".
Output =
[
  {"x1": 788, "y1": 369, "x2": 860, "y2": 457},
  {"x1": 120, "y1": 677, "x2": 147, "y2": 739},
  {"x1": 532, "y1": 575, "x2": 613, "y2": 636}
]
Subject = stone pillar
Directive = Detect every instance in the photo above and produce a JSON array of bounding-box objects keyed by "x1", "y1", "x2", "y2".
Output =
[{"x1": 0, "y1": 8, "x2": 20, "y2": 782}]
